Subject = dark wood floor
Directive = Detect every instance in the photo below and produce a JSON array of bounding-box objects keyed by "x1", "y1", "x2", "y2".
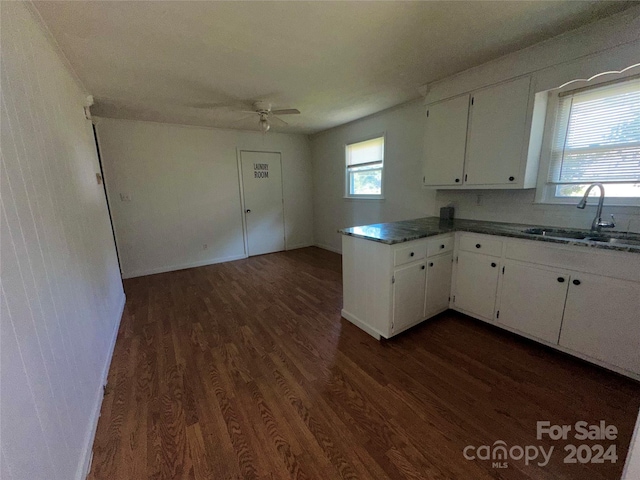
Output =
[{"x1": 89, "y1": 247, "x2": 640, "y2": 480}]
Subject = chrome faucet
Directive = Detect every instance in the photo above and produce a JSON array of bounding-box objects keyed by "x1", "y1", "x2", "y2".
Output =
[{"x1": 576, "y1": 183, "x2": 615, "y2": 232}]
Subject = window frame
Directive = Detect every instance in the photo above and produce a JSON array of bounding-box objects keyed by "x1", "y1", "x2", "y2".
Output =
[
  {"x1": 344, "y1": 133, "x2": 386, "y2": 200},
  {"x1": 535, "y1": 72, "x2": 640, "y2": 207}
]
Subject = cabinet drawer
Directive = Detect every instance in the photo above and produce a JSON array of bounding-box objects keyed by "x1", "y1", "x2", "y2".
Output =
[
  {"x1": 459, "y1": 234, "x2": 503, "y2": 257},
  {"x1": 394, "y1": 242, "x2": 426, "y2": 267},
  {"x1": 427, "y1": 235, "x2": 454, "y2": 257}
]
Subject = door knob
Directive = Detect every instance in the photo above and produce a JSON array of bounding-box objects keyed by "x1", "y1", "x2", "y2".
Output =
[
  {"x1": 573, "y1": 279, "x2": 581, "y2": 286},
  {"x1": 429, "y1": 262, "x2": 434, "y2": 267},
  {"x1": 557, "y1": 277, "x2": 565, "y2": 283},
  {"x1": 246, "y1": 209, "x2": 251, "y2": 213},
  {"x1": 491, "y1": 262, "x2": 497, "y2": 268}
]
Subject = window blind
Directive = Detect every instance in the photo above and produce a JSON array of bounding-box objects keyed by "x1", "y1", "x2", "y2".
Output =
[
  {"x1": 346, "y1": 137, "x2": 384, "y2": 169},
  {"x1": 548, "y1": 78, "x2": 640, "y2": 184}
]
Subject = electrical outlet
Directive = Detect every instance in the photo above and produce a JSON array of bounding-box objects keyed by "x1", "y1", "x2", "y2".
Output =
[
  {"x1": 203, "y1": 244, "x2": 208, "y2": 250},
  {"x1": 119, "y1": 193, "x2": 131, "y2": 202},
  {"x1": 476, "y1": 195, "x2": 483, "y2": 206}
]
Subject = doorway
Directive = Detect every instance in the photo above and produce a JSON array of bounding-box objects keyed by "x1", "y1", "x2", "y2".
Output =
[
  {"x1": 239, "y1": 150, "x2": 285, "y2": 256},
  {"x1": 92, "y1": 124, "x2": 122, "y2": 275}
]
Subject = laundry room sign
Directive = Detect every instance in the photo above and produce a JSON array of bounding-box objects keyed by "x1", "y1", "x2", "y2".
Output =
[{"x1": 253, "y1": 163, "x2": 269, "y2": 179}]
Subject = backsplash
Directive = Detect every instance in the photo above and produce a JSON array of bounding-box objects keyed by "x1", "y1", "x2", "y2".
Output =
[{"x1": 435, "y1": 189, "x2": 640, "y2": 233}]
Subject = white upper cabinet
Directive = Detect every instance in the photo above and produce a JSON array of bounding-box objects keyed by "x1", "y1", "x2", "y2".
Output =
[
  {"x1": 423, "y1": 94, "x2": 469, "y2": 186},
  {"x1": 422, "y1": 75, "x2": 544, "y2": 189},
  {"x1": 465, "y1": 77, "x2": 531, "y2": 186}
]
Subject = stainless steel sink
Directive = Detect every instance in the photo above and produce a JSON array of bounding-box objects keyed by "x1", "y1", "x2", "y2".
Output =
[
  {"x1": 523, "y1": 227, "x2": 640, "y2": 247},
  {"x1": 522, "y1": 228, "x2": 588, "y2": 240},
  {"x1": 584, "y1": 236, "x2": 640, "y2": 247}
]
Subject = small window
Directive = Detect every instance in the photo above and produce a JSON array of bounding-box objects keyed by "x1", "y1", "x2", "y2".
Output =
[
  {"x1": 543, "y1": 77, "x2": 640, "y2": 204},
  {"x1": 345, "y1": 135, "x2": 384, "y2": 198}
]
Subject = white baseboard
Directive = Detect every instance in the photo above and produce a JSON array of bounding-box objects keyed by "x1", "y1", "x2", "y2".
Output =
[
  {"x1": 75, "y1": 293, "x2": 126, "y2": 480},
  {"x1": 286, "y1": 242, "x2": 314, "y2": 251},
  {"x1": 315, "y1": 243, "x2": 342, "y2": 255},
  {"x1": 341, "y1": 309, "x2": 383, "y2": 340},
  {"x1": 122, "y1": 254, "x2": 247, "y2": 279}
]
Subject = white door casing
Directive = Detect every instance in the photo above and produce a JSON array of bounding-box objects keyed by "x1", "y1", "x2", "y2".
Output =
[{"x1": 239, "y1": 150, "x2": 285, "y2": 256}]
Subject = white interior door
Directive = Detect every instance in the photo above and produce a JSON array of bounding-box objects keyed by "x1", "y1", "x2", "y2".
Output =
[{"x1": 240, "y1": 151, "x2": 285, "y2": 256}]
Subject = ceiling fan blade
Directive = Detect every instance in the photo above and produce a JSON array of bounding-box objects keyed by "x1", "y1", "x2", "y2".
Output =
[
  {"x1": 271, "y1": 109, "x2": 300, "y2": 115},
  {"x1": 270, "y1": 116, "x2": 289, "y2": 126}
]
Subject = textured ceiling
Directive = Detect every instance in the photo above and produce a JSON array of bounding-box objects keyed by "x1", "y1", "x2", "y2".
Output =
[{"x1": 33, "y1": 1, "x2": 636, "y2": 134}]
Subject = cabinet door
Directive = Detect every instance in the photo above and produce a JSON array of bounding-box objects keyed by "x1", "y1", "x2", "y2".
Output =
[
  {"x1": 454, "y1": 251, "x2": 500, "y2": 320},
  {"x1": 498, "y1": 261, "x2": 569, "y2": 344},
  {"x1": 423, "y1": 95, "x2": 469, "y2": 186},
  {"x1": 559, "y1": 273, "x2": 640, "y2": 375},
  {"x1": 465, "y1": 76, "x2": 531, "y2": 186},
  {"x1": 392, "y1": 262, "x2": 427, "y2": 334},
  {"x1": 424, "y1": 253, "x2": 453, "y2": 318}
]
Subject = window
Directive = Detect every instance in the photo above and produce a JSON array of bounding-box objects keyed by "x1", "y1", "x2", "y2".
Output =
[
  {"x1": 345, "y1": 135, "x2": 384, "y2": 198},
  {"x1": 543, "y1": 77, "x2": 640, "y2": 204}
]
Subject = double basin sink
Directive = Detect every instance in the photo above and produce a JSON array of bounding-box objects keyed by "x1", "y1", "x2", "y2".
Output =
[{"x1": 523, "y1": 228, "x2": 640, "y2": 247}]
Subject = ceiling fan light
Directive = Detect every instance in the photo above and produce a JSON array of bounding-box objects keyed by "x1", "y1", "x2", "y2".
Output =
[{"x1": 259, "y1": 117, "x2": 270, "y2": 133}]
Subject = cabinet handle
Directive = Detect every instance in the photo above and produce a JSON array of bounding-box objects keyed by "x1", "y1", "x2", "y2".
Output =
[
  {"x1": 421, "y1": 265, "x2": 425, "y2": 270},
  {"x1": 429, "y1": 262, "x2": 434, "y2": 267},
  {"x1": 455, "y1": 178, "x2": 460, "y2": 183},
  {"x1": 491, "y1": 262, "x2": 497, "y2": 268},
  {"x1": 476, "y1": 244, "x2": 481, "y2": 249},
  {"x1": 557, "y1": 277, "x2": 565, "y2": 283},
  {"x1": 410, "y1": 252, "x2": 414, "y2": 257},
  {"x1": 509, "y1": 176, "x2": 515, "y2": 181},
  {"x1": 573, "y1": 279, "x2": 581, "y2": 286},
  {"x1": 440, "y1": 244, "x2": 445, "y2": 249}
]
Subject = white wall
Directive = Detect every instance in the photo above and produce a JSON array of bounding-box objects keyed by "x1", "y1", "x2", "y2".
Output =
[
  {"x1": 0, "y1": 3, "x2": 125, "y2": 480},
  {"x1": 96, "y1": 118, "x2": 314, "y2": 278},
  {"x1": 311, "y1": 100, "x2": 436, "y2": 253}
]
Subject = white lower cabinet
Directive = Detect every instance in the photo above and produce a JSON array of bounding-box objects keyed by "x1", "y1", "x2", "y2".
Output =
[
  {"x1": 424, "y1": 253, "x2": 453, "y2": 318},
  {"x1": 341, "y1": 233, "x2": 453, "y2": 340},
  {"x1": 559, "y1": 273, "x2": 640, "y2": 375},
  {"x1": 453, "y1": 251, "x2": 500, "y2": 320},
  {"x1": 342, "y1": 230, "x2": 639, "y2": 379},
  {"x1": 498, "y1": 261, "x2": 569, "y2": 344},
  {"x1": 392, "y1": 262, "x2": 427, "y2": 334}
]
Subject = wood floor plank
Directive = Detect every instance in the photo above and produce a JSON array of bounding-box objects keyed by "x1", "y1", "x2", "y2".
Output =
[{"x1": 88, "y1": 247, "x2": 640, "y2": 480}]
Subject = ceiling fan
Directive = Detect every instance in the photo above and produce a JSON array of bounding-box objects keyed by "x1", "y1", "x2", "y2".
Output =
[
  {"x1": 248, "y1": 101, "x2": 300, "y2": 133},
  {"x1": 192, "y1": 100, "x2": 300, "y2": 133}
]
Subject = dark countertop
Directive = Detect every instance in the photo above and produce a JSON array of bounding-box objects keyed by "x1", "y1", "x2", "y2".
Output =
[{"x1": 338, "y1": 216, "x2": 640, "y2": 253}]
